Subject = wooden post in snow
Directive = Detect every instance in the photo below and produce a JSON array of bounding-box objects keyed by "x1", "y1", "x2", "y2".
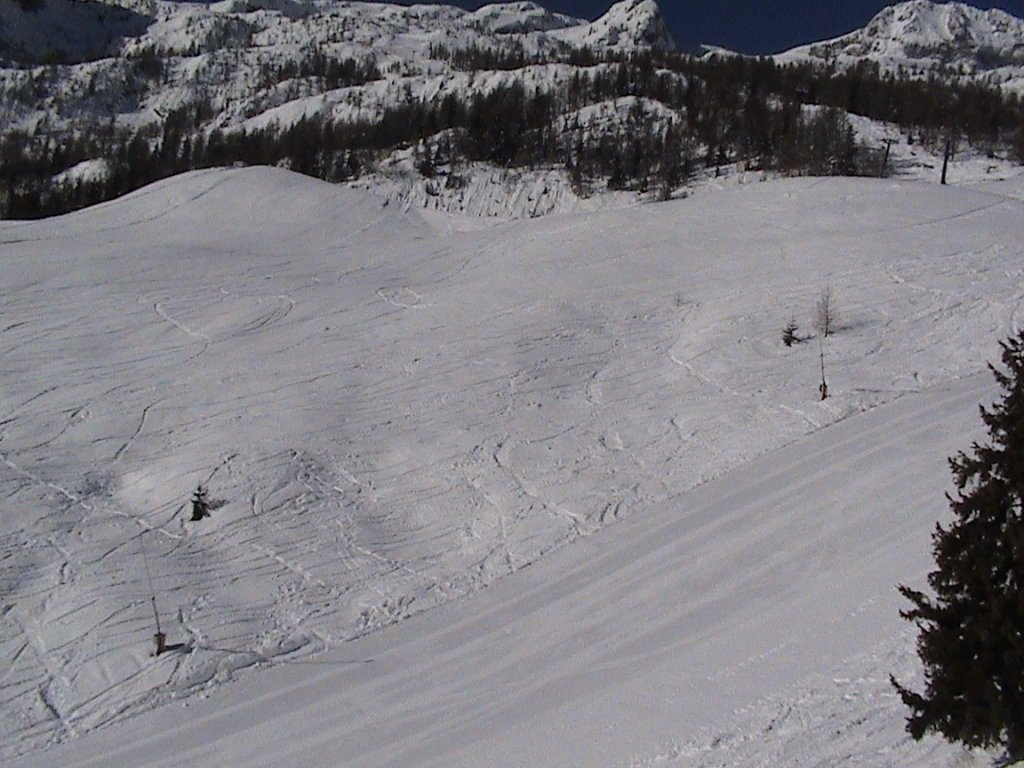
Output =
[
  {"x1": 819, "y1": 335, "x2": 829, "y2": 401},
  {"x1": 140, "y1": 533, "x2": 166, "y2": 656},
  {"x1": 880, "y1": 139, "x2": 893, "y2": 177},
  {"x1": 153, "y1": 597, "x2": 166, "y2": 656},
  {"x1": 941, "y1": 135, "x2": 953, "y2": 185}
]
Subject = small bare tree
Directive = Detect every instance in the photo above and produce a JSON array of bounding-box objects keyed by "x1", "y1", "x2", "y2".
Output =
[{"x1": 814, "y1": 285, "x2": 837, "y2": 338}]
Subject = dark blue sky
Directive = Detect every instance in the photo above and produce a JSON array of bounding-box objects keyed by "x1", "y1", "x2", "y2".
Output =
[{"x1": 397, "y1": 1, "x2": 1024, "y2": 54}]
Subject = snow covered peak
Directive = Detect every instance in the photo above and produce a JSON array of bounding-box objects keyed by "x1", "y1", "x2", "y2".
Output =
[
  {"x1": 208, "y1": 0, "x2": 315, "y2": 19},
  {"x1": 0, "y1": 0, "x2": 674, "y2": 66},
  {"x1": 778, "y1": 0, "x2": 1024, "y2": 91},
  {"x1": 554, "y1": 0, "x2": 675, "y2": 50},
  {"x1": 840, "y1": 1, "x2": 1024, "y2": 59},
  {"x1": 466, "y1": 1, "x2": 582, "y2": 34}
]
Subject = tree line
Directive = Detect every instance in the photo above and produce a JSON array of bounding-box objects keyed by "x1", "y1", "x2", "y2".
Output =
[{"x1": 3, "y1": 47, "x2": 1023, "y2": 218}]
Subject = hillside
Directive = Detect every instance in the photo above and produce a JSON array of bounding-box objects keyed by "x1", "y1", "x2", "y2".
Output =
[
  {"x1": 0, "y1": 0, "x2": 668, "y2": 132},
  {"x1": 2, "y1": 0, "x2": 1023, "y2": 222},
  {"x1": 777, "y1": 0, "x2": 1024, "y2": 92},
  {"x1": 0, "y1": 0, "x2": 686, "y2": 217},
  {"x1": 2, "y1": 167, "x2": 1023, "y2": 765}
]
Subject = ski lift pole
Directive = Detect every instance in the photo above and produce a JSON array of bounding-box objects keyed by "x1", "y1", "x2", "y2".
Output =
[
  {"x1": 819, "y1": 335, "x2": 829, "y2": 401},
  {"x1": 150, "y1": 595, "x2": 162, "y2": 637},
  {"x1": 139, "y1": 532, "x2": 166, "y2": 655}
]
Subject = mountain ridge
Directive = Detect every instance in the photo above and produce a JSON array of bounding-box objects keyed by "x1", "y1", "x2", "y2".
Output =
[
  {"x1": 1, "y1": 0, "x2": 1022, "y2": 223},
  {"x1": 777, "y1": 0, "x2": 1024, "y2": 92}
]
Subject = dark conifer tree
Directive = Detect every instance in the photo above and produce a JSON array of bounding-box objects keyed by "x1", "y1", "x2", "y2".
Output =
[
  {"x1": 190, "y1": 485, "x2": 211, "y2": 522},
  {"x1": 782, "y1": 317, "x2": 799, "y2": 347},
  {"x1": 893, "y1": 329, "x2": 1024, "y2": 761}
]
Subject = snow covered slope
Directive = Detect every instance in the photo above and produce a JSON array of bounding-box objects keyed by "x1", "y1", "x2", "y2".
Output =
[
  {"x1": 9, "y1": 374, "x2": 999, "y2": 768},
  {"x1": 0, "y1": 0, "x2": 670, "y2": 131},
  {"x1": 777, "y1": 0, "x2": 1024, "y2": 93},
  {"x1": 2, "y1": 168, "x2": 1024, "y2": 765},
  {"x1": 552, "y1": 0, "x2": 674, "y2": 50}
]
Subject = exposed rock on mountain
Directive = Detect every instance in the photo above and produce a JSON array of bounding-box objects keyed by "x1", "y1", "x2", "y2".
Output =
[{"x1": 553, "y1": 0, "x2": 675, "y2": 50}]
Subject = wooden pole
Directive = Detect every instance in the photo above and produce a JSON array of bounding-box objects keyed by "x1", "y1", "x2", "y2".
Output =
[
  {"x1": 941, "y1": 135, "x2": 952, "y2": 185},
  {"x1": 139, "y1": 534, "x2": 166, "y2": 655},
  {"x1": 880, "y1": 139, "x2": 893, "y2": 178},
  {"x1": 819, "y1": 335, "x2": 829, "y2": 401}
]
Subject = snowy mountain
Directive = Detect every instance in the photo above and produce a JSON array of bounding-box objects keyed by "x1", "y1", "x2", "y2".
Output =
[
  {"x1": 3, "y1": 166, "x2": 1024, "y2": 766},
  {"x1": 464, "y1": 1, "x2": 580, "y2": 34},
  {"x1": 551, "y1": 0, "x2": 674, "y2": 50},
  {"x1": 4, "y1": 0, "x2": 1023, "y2": 225},
  {"x1": 777, "y1": 0, "x2": 1024, "y2": 93},
  {"x1": 2, "y1": 2, "x2": 1024, "y2": 763},
  {"x1": 0, "y1": 0, "x2": 674, "y2": 137},
  {"x1": 0, "y1": 0, "x2": 691, "y2": 217}
]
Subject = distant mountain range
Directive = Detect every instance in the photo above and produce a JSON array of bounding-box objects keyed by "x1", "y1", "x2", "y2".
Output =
[
  {"x1": 2, "y1": 0, "x2": 1020, "y2": 135},
  {"x1": 0, "y1": 0, "x2": 673, "y2": 66},
  {"x1": 0, "y1": 0, "x2": 677, "y2": 135},
  {"x1": 0, "y1": 0, "x2": 1021, "y2": 219}
]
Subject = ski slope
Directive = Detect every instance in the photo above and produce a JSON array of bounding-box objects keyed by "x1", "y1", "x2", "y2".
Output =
[
  {"x1": 9, "y1": 372, "x2": 998, "y2": 768},
  {"x1": 3, "y1": 167, "x2": 1024, "y2": 765}
]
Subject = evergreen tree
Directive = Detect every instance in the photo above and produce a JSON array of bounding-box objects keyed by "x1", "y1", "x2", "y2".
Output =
[
  {"x1": 893, "y1": 329, "x2": 1024, "y2": 761},
  {"x1": 190, "y1": 485, "x2": 211, "y2": 522},
  {"x1": 782, "y1": 317, "x2": 799, "y2": 347}
]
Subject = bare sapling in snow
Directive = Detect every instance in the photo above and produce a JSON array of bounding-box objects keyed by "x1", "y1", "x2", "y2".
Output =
[
  {"x1": 813, "y1": 287, "x2": 835, "y2": 398},
  {"x1": 814, "y1": 285, "x2": 837, "y2": 338}
]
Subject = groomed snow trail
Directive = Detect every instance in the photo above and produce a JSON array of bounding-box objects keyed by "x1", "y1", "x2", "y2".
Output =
[{"x1": 10, "y1": 373, "x2": 993, "y2": 768}]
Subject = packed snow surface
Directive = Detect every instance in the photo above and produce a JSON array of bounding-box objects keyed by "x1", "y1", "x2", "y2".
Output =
[{"x1": 3, "y1": 167, "x2": 1024, "y2": 766}]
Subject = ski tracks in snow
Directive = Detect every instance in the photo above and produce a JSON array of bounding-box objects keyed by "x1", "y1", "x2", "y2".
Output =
[
  {"x1": 492, "y1": 437, "x2": 586, "y2": 539},
  {"x1": 14, "y1": 374, "x2": 993, "y2": 768},
  {"x1": 152, "y1": 301, "x2": 211, "y2": 360},
  {"x1": 376, "y1": 287, "x2": 427, "y2": 310},
  {"x1": 113, "y1": 400, "x2": 161, "y2": 462},
  {"x1": 4, "y1": 174, "x2": 1024, "y2": 767},
  {"x1": 628, "y1": 630, "x2": 979, "y2": 768}
]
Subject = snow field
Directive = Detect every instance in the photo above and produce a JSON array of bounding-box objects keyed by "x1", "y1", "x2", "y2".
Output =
[
  {"x1": 1, "y1": 166, "x2": 1023, "y2": 765},
  {"x1": 8, "y1": 372, "x2": 999, "y2": 767}
]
